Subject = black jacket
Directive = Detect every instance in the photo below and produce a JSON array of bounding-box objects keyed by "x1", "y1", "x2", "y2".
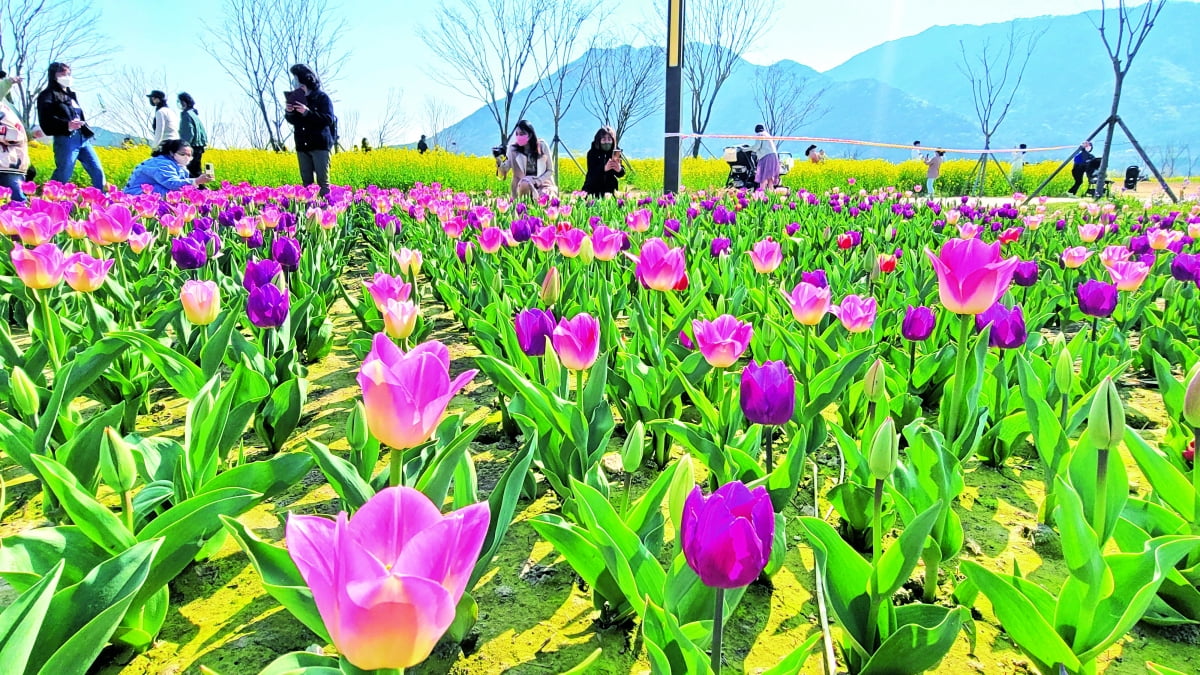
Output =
[
  {"x1": 36, "y1": 87, "x2": 94, "y2": 138},
  {"x1": 581, "y1": 148, "x2": 625, "y2": 197},
  {"x1": 284, "y1": 89, "x2": 334, "y2": 152}
]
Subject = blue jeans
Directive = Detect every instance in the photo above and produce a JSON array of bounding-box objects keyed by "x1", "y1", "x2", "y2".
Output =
[
  {"x1": 0, "y1": 173, "x2": 24, "y2": 202},
  {"x1": 51, "y1": 132, "x2": 105, "y2": 188}
]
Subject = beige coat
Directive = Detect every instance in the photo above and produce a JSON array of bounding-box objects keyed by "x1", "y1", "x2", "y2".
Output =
[{"x1": 0, "y1": 79, "x2": 30, "y2": 176}]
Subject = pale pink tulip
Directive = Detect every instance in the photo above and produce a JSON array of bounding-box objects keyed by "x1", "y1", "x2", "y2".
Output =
[{"x1": 692, "y1": 315, "x2": 753, "y2": 368}]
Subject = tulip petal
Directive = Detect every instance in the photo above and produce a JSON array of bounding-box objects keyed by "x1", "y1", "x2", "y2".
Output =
[
  {"x1": 348, "y1": 486, "x2": 444, "y2": 565},
  {"x1": 286, "y1": 513, "x2": 341, "y2": 626},
  {"x1": 391, "y1": 501, "x2": 490, "y2": 601},
  {"x1": 339, "y1": 573, "x2": 456, "y2": 670}
]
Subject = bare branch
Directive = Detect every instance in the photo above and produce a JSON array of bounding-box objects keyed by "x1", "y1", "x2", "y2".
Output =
[
  {"x1": 752, "y1": 64, "x2": 828, "y2": 150},
  {"x1": 957, "y1": 21, "x2": 1044, "y2": 146},
  {"x1": 582, "y1": 36, "x2": 664, "y2": 146}
]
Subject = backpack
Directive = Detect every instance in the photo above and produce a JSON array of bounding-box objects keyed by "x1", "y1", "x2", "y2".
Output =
[{"x1": 328, "y1": 112, "x2": 339, "y2": 147}]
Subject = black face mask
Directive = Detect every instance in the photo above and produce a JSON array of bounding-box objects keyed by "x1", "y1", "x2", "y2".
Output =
[{"x1": 600, "y1": 143, "x2": 613, "y2": 151}]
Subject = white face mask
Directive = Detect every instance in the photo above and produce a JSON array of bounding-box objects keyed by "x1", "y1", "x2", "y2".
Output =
[
  {"x1": 290, "y1": 77, "x2": 301, "y2": 89},
  {"x1": 57, "y1": 75, "x2": 73, "y2": 88}
]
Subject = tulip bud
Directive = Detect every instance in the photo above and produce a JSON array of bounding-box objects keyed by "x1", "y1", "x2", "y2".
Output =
[
  {"x1": 863, "y1": 359, "x2": 887, "y2": 404},
  {"x1": 346, "y1": 401, "x2": 370, "y2": 451},
  {"x1": 540, "y1": 266, "x2": 560, "y2": 306},
  {"x1": 1086, "y1": 377, "x2": 1125, "y2": 451},
  {"x1": 578, "y1": 236, "x2": 595, "y2": 264},
  {"x1": 868, "y1": 417, "x2": 899, "y2": 480},
  {"x1": 1184, "y1": 364, "x2": 1200, "y2": 429},
  {"x1": 1054, "y1": 343, "x2": 1074, "y2": 396},
  {"x1": 101, "y1": 427, "x2": 138, "y2": 493},
  {"x1": 866, "y1": 244, "x2": 880, "y2": 282},
  {"x1": 10, "y1": 366, "x2": 40, "y2": 418}
]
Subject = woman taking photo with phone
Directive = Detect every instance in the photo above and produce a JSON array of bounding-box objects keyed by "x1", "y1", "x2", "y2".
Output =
[
  {"x1": 123, "y1": 139, "x2": 214, "y2": 196},
  {"x1": 497, "y1": 119, "x2": 555, "y2": 200},
  {"x1": 36, "y1": 62, "x2": 105, "y2": 189},
  {"x1": 284, "y1": 63, "x2": 335, "y2": 198},
  {"x1": 581, "y1": 125, "x2": 624, "y2": 198}
]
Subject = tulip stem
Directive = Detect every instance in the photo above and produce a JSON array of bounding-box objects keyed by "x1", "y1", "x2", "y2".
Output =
[
  {"x1": 945, "y1": 313, "x2": 972, "y2": 443},
  {"x1": 35, "y1": 289, "x2": 61, "y2": 373},
  {"x1": 711, "y1": 587, "x2": 725, "y2": 674},
  {"x1": 123, "y1": 489, "x2": 134, "y2": 532},
  {"x1": 390, "y1": 448, "x2": 403, "y2": 488},
  {"x1": 764, "y1": 426, "x2": 774, "y2": 474},
  {"x1": 576, "y1": 369, "x2": 586, "y2": 421},
  {"x1": 907, "y1": 340, "x2": 916, "y2": 393}
]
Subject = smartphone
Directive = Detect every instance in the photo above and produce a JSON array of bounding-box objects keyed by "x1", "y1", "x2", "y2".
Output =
[
  {"x1": 204, "y1": 162, "x2": 214, "y2": 175},
  {"x1": 613, "y1": 149, "x2": 622, "y2": 161}
]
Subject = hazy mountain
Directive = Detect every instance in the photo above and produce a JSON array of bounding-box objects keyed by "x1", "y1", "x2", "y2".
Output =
[{"x1": 436, "y1": 4, "x2": 1200, "y2": 171}]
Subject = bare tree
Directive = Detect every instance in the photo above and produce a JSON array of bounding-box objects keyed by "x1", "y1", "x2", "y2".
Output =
[
  {"x1": 677, "y1": 0, "x2": 776, "y2": 158},
  {"x1": 1091, "y1": 0, "x2": 1167, "y2": 198},
  {"x1": 422, "y1": 0, "x2": 553, "y2": 148},
  {"x1": 202, "y1": 0, "x2": 347, "y2": 151},
  {"x1": 752, "y1": 64, "x2": 828, "y2": 151},
  {"x1": 0, "y1": 0, "x2": 112, "y2": 127},
  {"x1": 234, "y1": 102, "x2": 271, "y2": 149},
  {"x1": 93, "y1": 66, "x2": 171, "y2": 141},
  {"x1": 337, "y1": 109, "x2": 360, "y2": 149},
  {"x1": 373, "y1": 88, "x2": 407, "y2": 148},
  {"x1": 533, "y1": 0, "x2": 603, "y2": 182},
  {"x1": 422, "y1": 96, "x2": 459, "y2": 150},
  {"x1": 957, "y1": 22, "x2": 1043, "y2": 151},
  {"x1": 204, "y1": 101, "x2": 232, "y2": 149},
  {"x1": 582, "y1": 41, "x2": 664, "y2": 147}
]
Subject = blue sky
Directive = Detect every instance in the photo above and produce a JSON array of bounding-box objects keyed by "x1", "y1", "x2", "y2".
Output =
[{"x1": 79, "y1": 0, "x2": 1186, "y2": 147}]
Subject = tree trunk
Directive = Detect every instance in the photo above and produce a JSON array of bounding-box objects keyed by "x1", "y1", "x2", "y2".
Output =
[{"x1": 1094, "y1": 70, "x2": 1124, "y2": 199}]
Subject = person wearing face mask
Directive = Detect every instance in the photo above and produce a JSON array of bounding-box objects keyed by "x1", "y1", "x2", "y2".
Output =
[
  {"x1": 177, "y1": 92, "x2": 208, "y2": 178},
  {"x1": 147, "y1": 89, "x2": 179, "y2": 151},
  {"x1": 123, "y1": 138, "x2": 213, "y2": 196},
  {"x1": 497, "y1": 119, "x2": 555, "y2": 200},
  {"x1": 284, "y1": 63, "x2": 336, "y2": 198},
  {"x1": 0, "y1": 68, "x2": 31, "y2": 202},
  {"x1": 36, "y1": 62, "x2": 105, "y2": 188},
  {"x1": 581, "y1": 125, "x2": 624, "y2": 198}
]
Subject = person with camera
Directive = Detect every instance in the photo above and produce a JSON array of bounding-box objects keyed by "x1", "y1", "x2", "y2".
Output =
[
  {"x1": 123, "y1": 138, "x2": 214, "y2": 196},
  {"x1": 0, "y1": 68, "x2": 31, "y2": 202},
  {"x1": 284, "y1": 63, "x2": 335, "y2": 198},
  {"x1": 496, "y1": 119, "x2": 555, "y2": 200},
  {"x1": 36, "y1": 62, "x2": 105, "y2": 188},
  {"x1": 581, "y1": 125, "x2": 624, "y2": 198},
  {"x1": 177, "y1": 92, "x2": 208, "y2": 178}
]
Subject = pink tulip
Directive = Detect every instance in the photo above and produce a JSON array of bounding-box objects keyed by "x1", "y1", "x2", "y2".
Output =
[
  {"x1": 625, "y1": 208, "x2": 652, "y2": 232},
  {"x1": 692, "y1": 315, "x2": 753, "y2": 368},
  {"x1": 128, "y1": 230, "x2": 158, "y2": 254},
  {"x1": 629, "y1": 237, "x2": 686, "y2": 292},
  {"x1": 63, "y1": 252, "x2": 114, "y2": 293},
  {"x1": 1147, "y1": 228, "x2": 1182, "y2": 251},
  {"x1": 180, "y1": 279, "x2": 221, "y2": 325},
  {"x1": 1078, "y1": 223, "x2": 1104, "y2": 243},
  {"x1": 530, "y1": 226, "x2": 558, "y2": 252},
  {"x1": 15, "y1": 213, "x2": 64, "y2": 246},
  {"x1": 381, "y1": 299, "x2": 421, "y2": 340},
  {"x1": 357, "y1": 334, "x2": 477, "y2": 449},
  {"x1": 478, "y1": 226, "x2": 505, "y2": 254},
  {"x1": 286, "y1": 486, "x2": 489, "y2": 671},
  {"x1": 1106, "y1": 260, "x2": 1151, "y2": 292},
  {"x1": 944, "y1": 209, "x2": 961, "y2": 226},
  {"x1": 831, "y1": 295, "x2": 878, "y2": 333},
  {"x1": 748, "y1": 238, "x2": 783, "y2": 274},
  {"x1": 551, "y1": 313, "x2": 600, "y2": 371},
  {"x1": 88, "y1": 204, "x2": 136, "y2": 245},
  {"x1": 364, "y1": 272, "x2": 412, "y2": 312},
  {"x1": 10, "y1": 244, "x2": 67, "y2": 289},
  {"x1": 235, "y1": 216, "x2": 262, "y2": 238},
  {"x1": 1061, "y1": 246, "x2": 1093, "y2": 269},
  {"x1": 556, "y1": 228, "x2": 587, "y2": 258},
  {"x1": 589, "y1": 225, "x2": 625, "y2": 262},
  {"x1": 925, "y1": 238, "x2": 1019, "y2": 315},
  {"x1": 1099, "y1": 245, "x2": 1132, "y2": 268},
  {"x1": 394, "y1": 248, "x2": 423, "y2": 276},
  {"x1": 782, "y1": 281, "x2": 831, "y2": 326}
]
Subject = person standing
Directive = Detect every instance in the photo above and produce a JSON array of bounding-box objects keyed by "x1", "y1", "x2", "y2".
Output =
[
  {"x1": 1069, "y1": 141, "x2": 1096, "y2": 196},
  {"x1": 36, "y1": 62, "x2": 105, "y2": 188},
  {"x1": 0, "y1": 69, "x2": 31, "y2": 202},
  {"x1": 581, "y1": 125, "x2": 624, "y2": 198},
  {"x1": 911, "y1": 140, "x2": 923, "y2": 161},
  {"x1": 147, "y1": 89, "x2": 179, "y2": 150},
  {"x1": 750, "y1": 123, "x2": 780, "y2": 191},
  {"x1": 284, "y1": 63, "x2": 335, "y2": 198},
  {"x1": 1010, "y1": 143, "x2": 1027, "y2": 182},
  {"x1": 924, "y1": 149, "x2": 945, "y2": 196},
  {"x1": 177, "y1": 92, "x2": 207, "y2": 178},
  {"x1": 417, "y1": 134, "x2": 428, "y2": 154}
]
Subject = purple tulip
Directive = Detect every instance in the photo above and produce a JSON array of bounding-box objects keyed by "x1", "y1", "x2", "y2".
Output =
[
  {"x1": 246, "y1": 229, "x2": 265, "y2": 249},
  {"x1": 975, "y1": 302, "x2": 1027, "y2": 349},
  {"x1": 711, "y1": 237, "x2": 732, "y2": 257},
  {"x1": 681, "y1": 481, "x2": 775, "y2": 589},
  {"x1": 1012, "y1": 260, "x2": 1039, "y2": 287},
  {"x1": 1076, "y1": 279, "x2": 1118, "y2": 318},
  {"x1": 456, "y1": 241, "x2": 473, "y2": 263},
  {"x1": 246, "y1": 282, "x2": 289, "y2": 328},
  {"x1": 171, "y1": 235, "x2": 208, "y2": 270},
  {"x1": 244, "y1": 258, "x2": 282, "y2": 292},
  {"x1": 901, "y1": 305, "x2": 937, "y2": 342},
  {"x1": 801, "y1": 269, "x2": 828, "y2": 288},
  {"x1": 513, "y1": 308, "x2": 556, "y2": 357},
  {"x1": 740, "y1": 360, "x2": 795, "y2": 426},
  {"x1": 1170, "y1": 253, "x2": 1200, "y2": 285},
  {"x1": 272, "y1": 236, "x2": 302, "y2": 271}
]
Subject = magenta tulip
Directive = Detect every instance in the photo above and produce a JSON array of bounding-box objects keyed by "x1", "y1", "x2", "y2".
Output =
[
  {"x1": 925, "y1": 238, "x2": 1019, "y2": 315},
  {"x1": 681, "y1": 481, "x2": 775, "y2": 589},
  {"x1": 364, "y1": 272, "x2": 412, "y2": 313},
  {"x1": 14, "y1": 213, "x2": 64, "y2": 246},
  {"x1": 10, "y1": 243, "x2": 67, "y2": 289},
  {"x1": 782, "y1": 282, "x2": 831, "y2": 326},
  {"x1": 630, "y1": 237, "x2": 686, "y2": 292},
  {"x1": 692, "y1": 315, "x2": 753, "y2": 368},
  {"x1": 478, "y1": 226, "x2": 505, "y2": 254},
  {"x1": 748, "y1": 238, "x2": 783, "y2": 274},
  {"x1": 357, "y1": 334, "x2": 477, "y2": 450},
  {"x1": 552, "y1": 313, "x2": 601, "y2": 371},
  {"x1": 286, "y1": 486, "x2": 489, "y2": 671},
  {"x1": 63, "y1": 252, "x2": 114, "y2": 293},
  {"x1": 590, "y1": 225, "x2": 625, "y2": 261},
  {"x1": 831, "y1": 295, "x2": 878, "y2": 333}
]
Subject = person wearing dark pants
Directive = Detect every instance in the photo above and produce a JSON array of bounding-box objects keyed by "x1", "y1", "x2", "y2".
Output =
[
  {"x1": 284, "y1": 63, "x2": 335, "y2": 198},
  {"x1": 177, "y1": 92, "x2": 208, "y2": 178},
  {"x1": 1069, "y1": 141, "x2": 1096, "y2": 195},
  {"x1": 36, "y1": 62, "x2": 104, "y2": 188}
]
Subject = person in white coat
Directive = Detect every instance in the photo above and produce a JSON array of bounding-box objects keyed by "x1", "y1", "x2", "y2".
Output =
[{"x1": 147, "y1": 89, "x2": 179, "y2": 150}]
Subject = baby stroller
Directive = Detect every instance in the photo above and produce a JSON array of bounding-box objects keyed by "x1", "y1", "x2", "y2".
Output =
[
  {"x1": 1123, "y1": 165, "x2": 1149, "y2": 190},
  {"x1": 724, "y1": 145, "x2": 758, "y2": 189}
]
